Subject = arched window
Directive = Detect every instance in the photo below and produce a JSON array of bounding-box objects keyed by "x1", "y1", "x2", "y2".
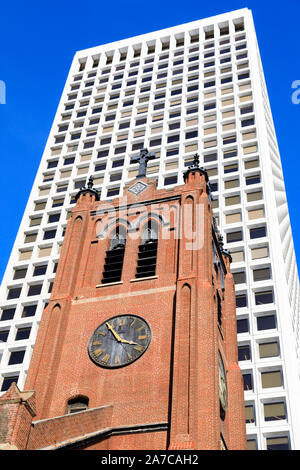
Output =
[
  {"x1": 67, "y1": 396, "x2": 89, "y2": 414},
  {"x1": 136, "y1": 220, "x2": 158, "y2": 279},
  {"x1": 102, "y1": 225, "x2": 127, "y2": 284}
]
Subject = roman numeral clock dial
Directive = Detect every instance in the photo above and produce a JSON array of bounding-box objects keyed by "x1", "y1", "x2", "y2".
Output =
[{"x1": 88, "y1": 315, "x2": 151, "y2": 368}]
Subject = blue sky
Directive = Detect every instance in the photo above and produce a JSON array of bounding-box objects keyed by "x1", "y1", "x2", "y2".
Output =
[{"x1": 0, "y1": 0, "x2": 299, "y2": 282}]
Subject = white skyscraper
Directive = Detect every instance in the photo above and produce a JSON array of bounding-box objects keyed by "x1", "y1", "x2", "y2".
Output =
[{"x1": 0, "y1": 8, "x2": 299, "y2": 450}]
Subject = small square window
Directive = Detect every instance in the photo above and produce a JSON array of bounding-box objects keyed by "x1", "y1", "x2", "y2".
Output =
[
  {"x1": 236, "y1": 294, "x2": 247, "y2": 308},
  {"x1": 233, "y1": 271, "x2": 246, "y2": 284},
  {"x1": 238, "y1": 345, "x2": 251, "y2": 361},
  {"x1": 119, "y1": 121, "x2": 130, "y2": 129},
  {"x1": 237, "y1": 317, "x2": 249, "y2": 333},
  {"x1": 33, "y1": 265, "x2": 47, "y2": 276},
  {"x1": 227, "y1": 231, "x2": 242, "y2": 243},
  {"x1": 112, "y1": 159, "x2": 124, "y2": 168},
  {"x1": 264, "y1": 402, "x2": 286, "y2": 422},
  {"x1": 261, "y1": 370, "x2": 282, "y2": 388},
  {"x1": 259, "y1": 342, "x2": 279, "y2": 358},
  {"x1": 245, "y1": 404, "x2": 255, "y2": 424},
  {"x1": 1, "y1": 308, "x2": 15, "y2": 321},
  {"x1": 246, "y1": 438, "x2": 257, "y2": 450},
  {"x1": 15, "y1": 327, "x2": 31, "y2": 341},
  {"x1": 223, "y1": 148, "x2": 237, "y2": 159},
  {"x1": 170, "y1": 111, "x2": 181, "y2": 119},
  {"x1": 150, "y1": 138, "x2": 161, "y2": 147},
  {"x1": 1, "y1": 375, "x2": 19, "y2": 392},
  {"x1": 224, "y1": 163, "x2": 238, "y2": 173},
  {"x1": 185, "y1": 130, "x2": 198, "y2": 139},
  {"x1": 21, "y1": 305, "x2": 37, "y2": 318},
  {"x1": 98, "y1": 149, "x2": 109, "y2": 158},
  {"x1": 107, "y1": 188, "x2": 119, "y2": 198},
  {"x1": 95, "y1": 163, "x2": 106, "y2": 172},
  {"x1": 110, "y1": 173, "x2": 122, "y2": 182},
  {"x1": 167, "y1": 135, "x2": 179, "y2": 144},
  {"x1": 249, "y1": 226, "x2": 266, "y2": 239},
  {"x1": 47, "y1": 160, "x2": 58, "y2": 169},
  {"x1": 166, "y1": 148, "x2": 179, "y2": 157},
  {"x1": 204, "y1": 153, "x2": 217, "y2": 163},
  {"x1": 7, "y1": 288, "x2": 21, "y2": 300},
  {"x1": 253, "y1": 267, "x2": 271, "y2": 282},
  {"x1": 266, "y1": 436, "x2": 290, "y2": 450},
  {"x1": 255, "y1": 290, "x2": 273, "y2": 305},
  {"x1": 246, "y1": 175, "x2": 261, "y2": 185},
  {"x1": 243, "y1": 373, "x2": 253, "y2": 391},
  {"x1": 0, "y1": 330, "x2": 9, "y2": 342},
  {"x1": 8, "y1": 350, "x2": 26, "y2": 365},
  {"x1": 64, "y1": 157, "x2": 75, "y2": 166},
  {"x1": 48, "y1": 213, "x2": 60, "y2": 223},
  {"x1": 28, "y1": 285, "x2": 42, "y2": 297},
  {"x1": 257, "y1": 314, "x2": 276, "y2": 331},
  {"x1": 43, "y1": 229, "x2": 57, "y2": 240},
  {"x1": 52, "y1": 199, "x2": 64, "y2": 208},
  {"x1": 13, "y1": 268, "x2": 27, "y2": 280},
  {"x1": 164, "y1": 175, "x2": 178, "y2": 186}
]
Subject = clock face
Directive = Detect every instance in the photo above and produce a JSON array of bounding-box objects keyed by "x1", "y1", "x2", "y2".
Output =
[
  {"x1": 88, "y1": 314, "x2": 151, "y2": 368},
  {"x1": 219, "y1": 352, "x2": 228, "y2": 412}
]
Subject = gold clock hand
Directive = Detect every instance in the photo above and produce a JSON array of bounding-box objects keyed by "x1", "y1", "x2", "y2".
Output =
[
  {"x1": 106, "y1": 322, "x2": 123, "y2": 342},
  {"x1": 119, "y1": 338, "x2": 139, "y2": 345},
  {"x1": 106, "y1": 322, "x2": 139, "y2": 345}
]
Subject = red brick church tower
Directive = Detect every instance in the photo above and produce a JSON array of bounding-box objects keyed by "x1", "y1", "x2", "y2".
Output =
[{"x1": 0, "y1": 152, "x2": 246, "y2": 450}]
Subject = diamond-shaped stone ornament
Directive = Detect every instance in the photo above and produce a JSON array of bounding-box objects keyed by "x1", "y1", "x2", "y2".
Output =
[{"x1": 128, "y1": 181, "x2": 148, "y2": 195}]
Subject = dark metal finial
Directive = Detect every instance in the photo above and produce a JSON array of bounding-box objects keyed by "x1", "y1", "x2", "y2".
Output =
[
  {"x1": 193, "y1": 153, "x2": 200, "y2": 168},
  {"x1": 218, "y1": 233, "x2": 224, "y2": 250},
  {"x1": 87, "y1": 176, "x2": 94, "y2": 189},
  {"x1": 186, "y1": 153, "x2": 200, "y2": 170}
]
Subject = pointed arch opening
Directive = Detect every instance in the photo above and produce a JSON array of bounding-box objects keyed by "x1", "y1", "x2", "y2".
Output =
[
  {"x1": 135, "y1": 220, "x2": 159, "y2": 279},
  {"x1": 102, "y1": 225, "x2": 127, "y2": 284}
]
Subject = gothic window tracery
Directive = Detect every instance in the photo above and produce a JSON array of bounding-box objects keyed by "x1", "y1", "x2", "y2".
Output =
[
  {"x1": 135, "y1": 221, "x2": 158, "y2": 279},
  {"x1": 102, "y1": 225, "x2": 127, "y2": 284}
]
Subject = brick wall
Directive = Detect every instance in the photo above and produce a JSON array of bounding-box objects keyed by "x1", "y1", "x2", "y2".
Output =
[{"x1": 27, "y1": 404, "x2": 113, "y2": 449}]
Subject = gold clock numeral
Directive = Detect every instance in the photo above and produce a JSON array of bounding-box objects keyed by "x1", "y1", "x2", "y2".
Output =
[
  {"x1": 114, "y1": 355, "x2": 121, "y2": 365},
  {"x1": 138, "y1": 335, "x2": 148, "y2": 341},
  {"x1": 118, "y1": 317, "x2": 126, "y2": 326},
  {"x1": 130, "y1": 318, "x2": 137, "y2": 328},
  {"x1": 97, "y1": 331, "x2": 106, "y2": 337},
  {"x1": 92, "y1": 340, "x2": 102, "y2": 346},
  {"x1": 94, "y1": 347, "x2": 104, "y2": 357},
  {"x1": 136, "y1": 325, "x2": 145, "y2": 332},
  {"x1": 101, "y1": 354, "x2": 110, "y2": 365},
  {"x1": 134, "y1": 344, "x2": 144, "y2": 352},
  {"x1": 127, "y1": 352, "x2": 133, "y2": 360}
]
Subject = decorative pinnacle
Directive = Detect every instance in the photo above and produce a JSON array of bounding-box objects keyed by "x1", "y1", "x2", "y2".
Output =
[
  {"x1": 183, "y1": 153, "x2": 209, "y2": 183},
  {"x1": 75, "y1": 175, "x2": 100, "y2": 202}
]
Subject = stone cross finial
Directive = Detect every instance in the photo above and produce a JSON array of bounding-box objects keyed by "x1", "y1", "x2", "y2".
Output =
[{"x1": 131, "y1": 148, "x2": 156, "y2": 178}]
